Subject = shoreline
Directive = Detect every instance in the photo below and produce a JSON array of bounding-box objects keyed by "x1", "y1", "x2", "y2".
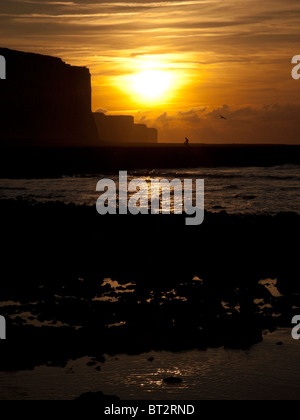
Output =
[
  {"x1": 0, "y1": 329, "x2": 298, "y2": 400},
  {"x1": 0, "y1": 145, "x2": 300, "y2": 178}
]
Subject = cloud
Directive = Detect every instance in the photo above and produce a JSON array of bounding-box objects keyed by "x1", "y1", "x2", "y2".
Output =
[
  {"x1": 95, "y1": 107, "x2": 108, "y2": 113},
  {"x1": 132, "y1": 104, "x2": 300, "y2": 143}
]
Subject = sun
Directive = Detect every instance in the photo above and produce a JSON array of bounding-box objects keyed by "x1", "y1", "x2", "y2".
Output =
[{"x1": 132, "y1": 70, "x2": 173, "y2": 100}]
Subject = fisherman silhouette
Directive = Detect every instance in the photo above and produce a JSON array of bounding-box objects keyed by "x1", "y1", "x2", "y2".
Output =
[{"x1": 184, "y1": 137, "x2": 190, "y2": 146}]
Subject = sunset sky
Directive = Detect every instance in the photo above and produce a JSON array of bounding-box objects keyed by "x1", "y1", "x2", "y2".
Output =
[{"x1": 1, "y1": 0, "x2": 300, "y2": 143}]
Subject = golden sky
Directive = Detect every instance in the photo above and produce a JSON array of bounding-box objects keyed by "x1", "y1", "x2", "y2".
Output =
[{"x1": 1, "y1": 0, "x2": 300, "y2": 142}]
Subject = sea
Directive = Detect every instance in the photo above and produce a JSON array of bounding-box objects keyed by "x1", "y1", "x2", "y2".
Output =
[{"x1": 0, "y1": 165, "x2": 300, "y2": 214}]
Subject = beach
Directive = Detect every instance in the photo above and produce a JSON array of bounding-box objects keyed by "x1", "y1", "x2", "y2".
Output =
[
  {"x1": 0, "y1": 171, "x2": 300, "y2": 399},
  {"x1": 0, "y1": 329, "x2": 299, "y2": 400}
]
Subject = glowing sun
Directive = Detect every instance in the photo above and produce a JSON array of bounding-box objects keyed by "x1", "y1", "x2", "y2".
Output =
[{"x1": 132, "y1": 70, "x2": 173, "y2": 99}]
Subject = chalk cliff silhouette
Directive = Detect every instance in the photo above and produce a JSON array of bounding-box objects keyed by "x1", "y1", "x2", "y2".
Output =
[
  {"x1": 93, "y1": 113, "x2": 157, "y2": 144},
  {"x1": 0, "y1": 48, "x2": 99, "y2": 146},
  {"x1": 0, "y1": 48, "x2": 158, "y2": 146}
]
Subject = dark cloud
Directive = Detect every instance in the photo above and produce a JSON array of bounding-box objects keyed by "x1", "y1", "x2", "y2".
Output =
[{"x1": 133, "y1": 104, "x2": 300, "y2": 143}]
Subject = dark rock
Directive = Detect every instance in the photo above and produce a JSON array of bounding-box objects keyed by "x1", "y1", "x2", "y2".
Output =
[
  {"x1": 75, "y1": 391, "x2": 120, "y2": 401},
  {"x1": 148, "y1": 357, "x2": 154, "y2": 362},
  {"x1": 0, "y1": 200, "x2": 300, "y2": 372},
  {"x1": 163, "y1": 377, "x2": 183, "y2": 384},
  {"x1": 87, "y1": 361, "x2": 97, "y2": 367},
  {"x1": 95, "y1": 355, "x2": 106, "y2": 364}
]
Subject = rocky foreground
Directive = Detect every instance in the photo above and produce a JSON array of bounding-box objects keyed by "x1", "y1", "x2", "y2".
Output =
[{"x1": 0, "y1": 199, "x2": 299, "y2": 371}]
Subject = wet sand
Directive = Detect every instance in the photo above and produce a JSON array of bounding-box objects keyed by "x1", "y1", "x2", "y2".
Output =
[{"x1": 0, "y1": 329, "x2": 299, "y2": 400}]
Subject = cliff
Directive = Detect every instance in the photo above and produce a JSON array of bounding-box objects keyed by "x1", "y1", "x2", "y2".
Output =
[
  {"x1": 133, "y1": 124, "x2": 158, "y2": 143},
  {"x1": 0, "y1": 48, "x2": 99, "y2": 146},
  {"x1": 93, "y1": 113, "x2": 158, "y2": 144},
  {"x1": 94, "y1": 114, "x2": 134, "y2": 143}
]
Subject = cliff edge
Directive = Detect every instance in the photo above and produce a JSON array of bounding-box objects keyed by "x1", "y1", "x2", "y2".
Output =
[{"x1": 0, "y1": 48, "x2": 98, "y2": 146}]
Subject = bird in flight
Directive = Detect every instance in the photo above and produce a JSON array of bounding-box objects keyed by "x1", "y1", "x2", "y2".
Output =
[{"x1": 220, "y1": 115, "x2": 227, "y2": 120}]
